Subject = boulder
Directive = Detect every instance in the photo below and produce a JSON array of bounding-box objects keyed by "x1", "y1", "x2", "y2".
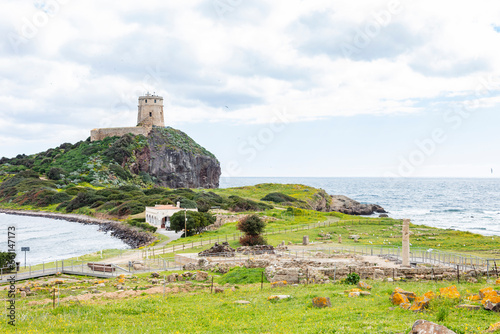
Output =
[
  {"x1": 483, "y1": 300, "x2": 500, "y2": 312},
  {"x1": 312, "y1": 297, "x2": 331, "y2": 308},
  {"x1": 167, "y1": 274, "x2": 177, "y2": 282},
  {"x1": 133, "y1": 264, "x2": 144, "y2": 270},
  {"x1": 234, "y1": 300, "x2": 251, "y2": 305},
  {"x1": 348, "y1": 292, "x2": 360, "y2": 298},
  {"x1": 456, "y1": 304, "x2": 481, "y2": 311},
  {"x1": 391, "y1": 292, "x2": 409, "y2": 306},
  {"x1": 409, "y1": 320, "x2": 457, "y2": 334},
  {"x1": 268, "y1": 295, "x2": 291, "y2": 301},
  {"x1": 439, "y1": 286, "x2": 460, "y2": 299},
  {"x1": 196, "y1": 271, "x2": 209, "y2": 281},
  {"x1": 488, "y1": 322, "x2": 500, "y2": 332},
  {"x1": 479, "y1": 287, "x2": 495, "y2": 299},
  {"x1": 198, "y1": 242, "x2": 235, "y2": 257},
  {"x1": 409, "y1": 297, "x2": 430, "y2": 312},
  {"x1": 214, "y1": 287, "x2": 224, "y2": 294},
  {"x1": 357, "y1": 281, "x2": 372, "y2": 290},
  {"x1": 391, "y1": 288, "x2": 416, "y2": 302}
]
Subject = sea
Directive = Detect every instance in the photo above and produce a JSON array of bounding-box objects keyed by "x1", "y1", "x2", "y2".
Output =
[
  {"x1": 0, "y1": 214, "x2": 129, "y2": 265},
  {"x1": 220, "y1": 177, "x2": 500, "y2": 236},
  {"x1": 1, "y1": 177, "x2": 498, "y2": 265}
]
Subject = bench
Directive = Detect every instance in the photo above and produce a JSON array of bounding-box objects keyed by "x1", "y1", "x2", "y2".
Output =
[{"x1": 87, "y1": 263, "x2": 115, "y2": 273}]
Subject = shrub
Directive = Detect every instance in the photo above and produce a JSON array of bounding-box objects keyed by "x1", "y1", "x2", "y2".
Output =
[
  {"x1": 226, "y1": 196, "x2": 273, "y2": 212},
  {"x1": 237, "y1": 214, "x2": 266, "y2": 236},
  {"x1": 109, "y1": 201, "x2": 145, "y2": 216},
  {"x1": 0, "y1": 252, "x2": 16, "y2": 271},
  {"x1": 237, "y1": 214, "x2": 267, "y2": 246},
  {"x1": 239, "y1": 235, "x2": 267, "y2": 246},
  {"x1": 50, "y1": 192, "x2": 72, "y2": 204},
  {"x1": 261, "y1": 192, "x2": 298, "y2": 203},
  {"x1": 343, "y1": 273, "x2": 360, "y2": 285},
  {"x1": 47, "y1": 167, "x2": 66, "y2": 180},
  {"x1": 66, "y1": 191, "x2": 105, "y2": 212},
  {"x1": 109, "y1": 164, "x2": 132, "y2": 180}
]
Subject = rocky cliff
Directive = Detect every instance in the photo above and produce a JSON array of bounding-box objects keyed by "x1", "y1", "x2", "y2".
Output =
[{"x1": 146, "y1": 127, "x2": 221, "y2": 188}]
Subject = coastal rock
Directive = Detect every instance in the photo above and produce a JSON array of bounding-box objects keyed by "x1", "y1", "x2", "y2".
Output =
[{"x1": 329, "y1": 195, "x2": 386, "y2": 216}]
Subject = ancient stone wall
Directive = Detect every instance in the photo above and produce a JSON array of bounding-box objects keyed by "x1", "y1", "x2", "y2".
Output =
[{"x1": 90, "y1": 126, "x2": 150, "y2": 142}]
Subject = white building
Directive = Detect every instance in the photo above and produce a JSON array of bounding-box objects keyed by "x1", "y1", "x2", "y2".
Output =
[{"x1": 145, "y1": 202, "x2": 198, "y2": 230}]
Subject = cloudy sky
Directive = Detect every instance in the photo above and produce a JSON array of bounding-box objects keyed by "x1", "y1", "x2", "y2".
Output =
[{"x1": 1, "y1": 0, "x2": 500, "y2": 178}]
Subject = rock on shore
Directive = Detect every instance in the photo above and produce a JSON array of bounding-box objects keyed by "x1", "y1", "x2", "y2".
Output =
[
  {"x1": 329, "y1": 195, "x2": 386, "y2": 215},
  {"x1": 305, "y1": 189, "x2": 386, "y2": 215}
]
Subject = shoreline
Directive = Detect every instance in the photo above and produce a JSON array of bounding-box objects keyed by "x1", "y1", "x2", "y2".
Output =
[{"x1": 0, "y1": 208, "x2": 156, "y2": 249}]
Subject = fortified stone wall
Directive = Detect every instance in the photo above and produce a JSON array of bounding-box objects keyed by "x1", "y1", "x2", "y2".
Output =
[{"x1": 90, "y1": 126, "x2": 150, "y2": 142}]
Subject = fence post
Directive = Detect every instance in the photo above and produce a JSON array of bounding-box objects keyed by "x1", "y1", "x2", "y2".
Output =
[
  {"x1": 457, "y1": 265, "x2": 460, "y2": 283},
  {"x1": 261, "y1": 272, "x2": 264, "y2": 290}
]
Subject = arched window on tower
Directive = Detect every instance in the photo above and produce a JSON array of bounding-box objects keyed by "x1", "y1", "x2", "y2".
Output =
[
  {"x1": 149, "y1": 112, "x2": 152, "y2": 117},
  {"x1": 154, "y1": 99, "x2": 157, "y2": 103},
  {"x1": 145, "y1": 100, "x2": 147, "y2": 103}
]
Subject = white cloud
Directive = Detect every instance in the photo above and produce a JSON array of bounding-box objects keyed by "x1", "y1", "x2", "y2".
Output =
[{"x1": 1, "y1": 0, "x2": 500, "y2": 158}]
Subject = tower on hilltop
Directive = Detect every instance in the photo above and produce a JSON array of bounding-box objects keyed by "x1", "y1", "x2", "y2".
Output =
[{"x1": 137, "y1": 93, "x2": 164, "y2": 129}]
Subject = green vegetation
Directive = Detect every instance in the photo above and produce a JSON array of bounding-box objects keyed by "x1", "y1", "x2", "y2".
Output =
[
  {"x1": 154, "y1": 127, "x2": 217, "y2": 159},
  {"x1": 3, "y1": 277, "x2": 499, "y2": 333},
  {"x1": 218, "y1": 267, "x2": 268, "y2": 285},
  {"x1": 343, "y1": 273, "x2": 360, "y2": 285},
  {"x1": 0, "y1": 251, "x2": 15, "y2": 270},
  {"x1": 170, "y1": 211, "x2": 216, "y2": 237},
  {"x1": 237, "y1": 214, "x2": 267, "y2": 246}
]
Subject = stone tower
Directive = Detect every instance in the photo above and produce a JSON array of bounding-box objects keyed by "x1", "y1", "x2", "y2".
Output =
[{"x1": 137, "y1": 93, "x2": 164, "y2": 129}]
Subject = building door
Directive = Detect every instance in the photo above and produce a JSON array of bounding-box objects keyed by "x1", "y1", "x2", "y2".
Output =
[{"x1": 161, "y1": 218, "x2": 165, "y2": 229}]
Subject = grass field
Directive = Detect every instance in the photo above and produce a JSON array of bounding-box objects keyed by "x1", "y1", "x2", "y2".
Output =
[{"x1": 3, "y1": 275, "x2": 500, "y2": 333}]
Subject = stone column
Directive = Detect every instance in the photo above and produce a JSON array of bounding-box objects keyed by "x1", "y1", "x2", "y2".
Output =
[
  {"x1": 402, "y1": 219, "x2": 410, "y2": 267},
  {"x1": 303, "y1": 235, "x2": 309, "y2": 245}
]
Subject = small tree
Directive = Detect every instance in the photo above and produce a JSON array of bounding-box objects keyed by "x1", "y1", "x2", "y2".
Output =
[
  {"x1": 237, "y1": 214, "x2": 267, "y2": 246},
  {"x1": 170, "y1": 211, "x2": 215, "y2": 237}
]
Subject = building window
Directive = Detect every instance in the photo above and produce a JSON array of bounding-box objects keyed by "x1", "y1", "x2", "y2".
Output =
[
  {"x1": 149, "y1": 112, "x2": 152, "y2": 117},
  {"x1": 145, "y1": 100, "x2": 147, "y2": 103},
  {"x1": 154, "y1": 99, "x2": 157, "y2": 103}
]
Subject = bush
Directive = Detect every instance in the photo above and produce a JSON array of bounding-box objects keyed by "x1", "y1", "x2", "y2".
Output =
[
  {"x1": 239, "y1": 235, "x2": 267, "y2": 246},
  {"x1": 127, "y1": 219, "x2": 157, "y2": 233},
  {"x1": 343, "y1": 273, "x2": 360, "y2": 285},
  {"x1": 50, "y1": 192, "x2": 72, "y2": 204},
  {"x1": 261, "y1": 192, "x2": 298, "y2": 203},
  {"x1": 109, "y1": 165, "x2": 132, "y2": 180},
  {"x1": 237, "y1": 214, "x2": 266, "y2": 235},
  {"x1": 109, "y1": 201, "x2": 145, "y2": 216},
  {"x1": 237, "y1": 214, "x2": 267, "y2": 246},
  {"x1": 170, "y1": 211, "x2": 216, "y2": 236},
  {"x1": 226, "y1": 196, "x2": 273, "y2": 212},
  {"x1": 0, "y1": 252, "x2": 16, "y2": 271},
  {"x1": 47, "y1": 167, "x2": 66, "y2": 180},
  {"x1": 66, "y1": 191, "x2": 106, "y2": 212}
]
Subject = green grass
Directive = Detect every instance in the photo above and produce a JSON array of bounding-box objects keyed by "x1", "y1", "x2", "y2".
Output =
[
  {"x1": 3, "y1": 280, "x2": 499, "y2": 333},
  {"x1": 217, "y1": 267, "x2": 268, "y2": 285}
]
